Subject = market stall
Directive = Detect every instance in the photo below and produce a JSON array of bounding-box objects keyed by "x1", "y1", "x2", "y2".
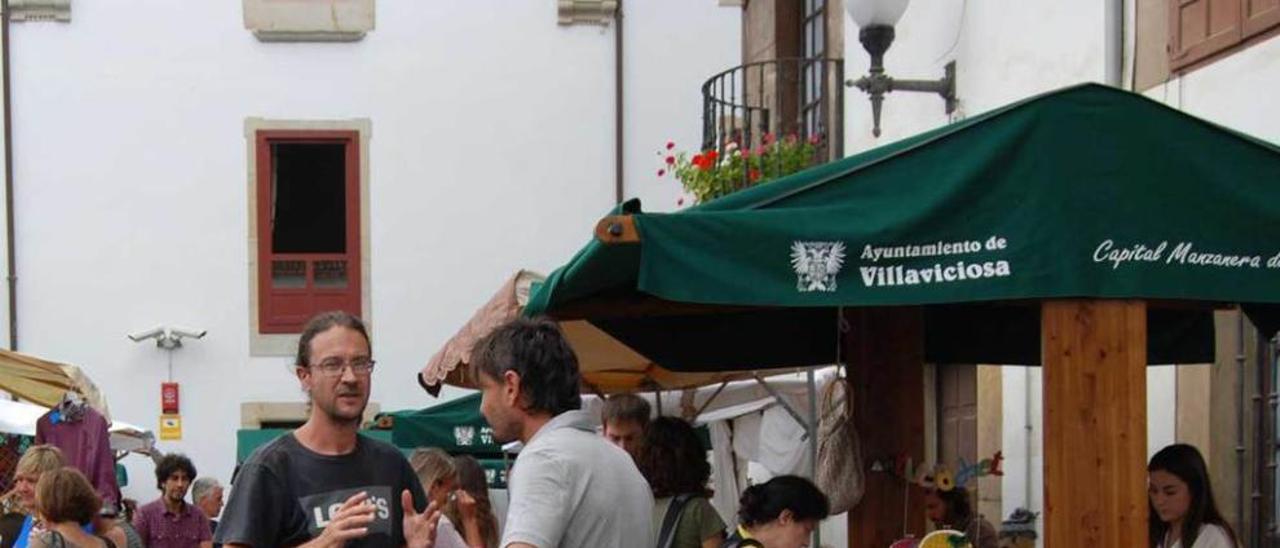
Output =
[{"x1": 518, "y1": 84, "x2": 1280, "y2": 547}]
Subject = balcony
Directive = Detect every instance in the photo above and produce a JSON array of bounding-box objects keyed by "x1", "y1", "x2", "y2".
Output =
[{"x1": 701, "y1": 57, "x2": 844, "y2": 186}]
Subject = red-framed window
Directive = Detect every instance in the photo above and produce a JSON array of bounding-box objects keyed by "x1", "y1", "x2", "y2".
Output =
[{"x1": 256, "y1": 130, "x2": 361, "y2": 334}]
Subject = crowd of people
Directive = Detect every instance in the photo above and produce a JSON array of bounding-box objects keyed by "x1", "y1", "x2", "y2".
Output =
[{"x1": 0, "y1": 310, "x2": 1244, "y2": 547}]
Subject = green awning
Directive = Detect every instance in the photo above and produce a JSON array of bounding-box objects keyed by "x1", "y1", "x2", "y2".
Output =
[
  {"x1": 378, "y1": 394, "x2": 504, "y2": 456},
  {"x1": 526, "y1": 84, "x2": 1280, "y2": 368}
]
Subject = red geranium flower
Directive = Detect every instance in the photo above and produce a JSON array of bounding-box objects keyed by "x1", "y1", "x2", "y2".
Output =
[
  {"x1": 666, "y1": 141, "x2": 675, "y2": 150},
  {"x1": 665, "y1": 156, "x2": 675, "y2": 165},
  {"x1": 749, "y1": 169, "x2": 761, "y2": 182},
  {"x1": 657, "y1": 169, "x2": 666, "y2": 177},
  {"x1": 705, "y1": 150, "x2": 718, "y2": 162}
]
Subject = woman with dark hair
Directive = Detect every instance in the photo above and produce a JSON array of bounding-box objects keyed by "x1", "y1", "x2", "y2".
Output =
[
  {"x1": 29, "y1": 467, "x2": 115, "y2": 548},
  {"x1": 635, "y1": 417, "x2": 725, "y2": 548},
  {"x1": 724, "y1": 475, "x2": 829, "y2": 548},
  {"x1": 1149, "y1": 444, "x2": 1238, "y2": 548},
  {"x1": 921, "y1": 486, "x2": 996, "y2": 548}
]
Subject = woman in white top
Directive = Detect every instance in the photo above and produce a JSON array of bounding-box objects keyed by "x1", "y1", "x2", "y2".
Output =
[{"x1": 1148, "y1": 444, "x2": 1239, "y2": 548}]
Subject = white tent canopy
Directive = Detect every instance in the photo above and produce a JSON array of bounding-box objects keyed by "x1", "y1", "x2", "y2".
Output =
[
  {"x1": 0, "y1": 398, "x2": 155, "y2": 455},
  {"x1": 580, "y1": 366, "x2": 841, "y2": 521}
]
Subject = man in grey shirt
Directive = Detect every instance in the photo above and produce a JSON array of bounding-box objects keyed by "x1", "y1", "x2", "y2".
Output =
[{"x1": 473, "y1": 317, "x2": 653, "y2": 548}]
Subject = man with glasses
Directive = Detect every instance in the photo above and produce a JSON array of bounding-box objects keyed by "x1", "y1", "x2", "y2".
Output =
[{"x1": 216, "y1": 311, "x2": 440, "y2": 548}]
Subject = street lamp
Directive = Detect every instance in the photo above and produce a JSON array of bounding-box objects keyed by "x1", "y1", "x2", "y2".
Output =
[{"x1": 845, "y1": 0, "x2": 957, "y2": 137}]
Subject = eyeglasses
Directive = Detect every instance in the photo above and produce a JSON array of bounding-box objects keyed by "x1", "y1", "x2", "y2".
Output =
[{"x1": 310, "y1": 357, "x2": 376, "y2": 377}]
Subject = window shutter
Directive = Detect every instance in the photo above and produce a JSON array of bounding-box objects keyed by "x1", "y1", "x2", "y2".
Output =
[
  {"x1": 1244, "y1": 0, "x2": 1280, "y2": 38},
  {"x1": 1169, "y1": 0, "x2": 1243, "y2": 70}
]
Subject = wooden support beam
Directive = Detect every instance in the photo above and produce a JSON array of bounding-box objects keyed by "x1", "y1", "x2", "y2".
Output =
[
  {"x1": 846, "y1": 307, "x2": 926, "y2": 548},
  {"x1": 1042, "y1": 299, "x2": 1148, "y2": 547}
]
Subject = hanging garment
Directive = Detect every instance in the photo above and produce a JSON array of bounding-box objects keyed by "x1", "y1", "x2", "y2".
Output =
[{"x1": 35, "y1": 405, "x2": 120, "y2": 506}]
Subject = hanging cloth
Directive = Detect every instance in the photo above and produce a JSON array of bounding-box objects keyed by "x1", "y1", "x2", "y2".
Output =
[{"x1": 35, "y1": 398, "x2": 120, "y2": 506}]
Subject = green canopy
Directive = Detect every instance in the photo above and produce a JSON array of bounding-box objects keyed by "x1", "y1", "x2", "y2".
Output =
[
  {"x1": 526, "y1": 84, "x2": 1280, "y2": 369},
  {"x1": 378, "y1": 394, "x2": 504, "y2": 456}
]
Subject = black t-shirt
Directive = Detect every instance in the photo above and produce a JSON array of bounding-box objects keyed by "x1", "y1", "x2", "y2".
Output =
[{"x1": 214, "y1": 433, "x2": 427, "y2": 547}]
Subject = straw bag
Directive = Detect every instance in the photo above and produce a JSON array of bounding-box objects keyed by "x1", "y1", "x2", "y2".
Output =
[{"x1": 815, "y1": 374, "x2": 865, "y2": 514}]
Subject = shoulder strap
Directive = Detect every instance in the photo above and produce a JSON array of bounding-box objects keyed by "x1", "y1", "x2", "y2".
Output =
[{"x1": 655, "y1": 494, "x2": 694, "y2": 548}]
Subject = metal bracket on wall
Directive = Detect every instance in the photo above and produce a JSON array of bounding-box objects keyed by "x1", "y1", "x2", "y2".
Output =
[
  {"x1": 557, "y1": 0, "x2": 617, "y2": 26},
  {"x1": 7, "y1": 0, "x2": 70, "y2": 22}
]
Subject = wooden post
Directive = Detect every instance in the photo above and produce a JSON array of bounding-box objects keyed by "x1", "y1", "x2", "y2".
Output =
[
  {"x1": 1042, "y1": 299, "x2": 1148, "y2": 547},
  {"x1": 846, "y1": 307, "x2": 926, "y2": 548}
]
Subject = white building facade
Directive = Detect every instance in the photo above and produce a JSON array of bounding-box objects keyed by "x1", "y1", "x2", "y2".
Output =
[{"x1": 0, "y1": 0, "x2": 739, "y2": 502}]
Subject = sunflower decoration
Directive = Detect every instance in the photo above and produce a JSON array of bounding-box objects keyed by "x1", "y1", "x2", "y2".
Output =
[
  {"x1": 920, "y1": 530, "x2": 971, "y2": 548},
  {"x1": 933, "y1": 466, "x2": 956, "y2": 492}
]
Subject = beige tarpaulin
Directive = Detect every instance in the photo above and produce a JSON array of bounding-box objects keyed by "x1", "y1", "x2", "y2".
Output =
[
  {"x1": 0, "y1": 349, "x2": 110, "y2": 422},
  {"x1": 420, "y1": 270, "x2": 758, "y2": 395}
]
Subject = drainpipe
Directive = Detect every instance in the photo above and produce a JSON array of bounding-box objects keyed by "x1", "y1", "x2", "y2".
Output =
[
  {"x1": 1104, "y1": 0, "x2": 1123, "y2": 87},
  {"x1": 613, "y1": 0, "x2": 624, "y2": 205},
  {"x1": 2, "y1": 0, "x2": 17, "y2": 351}
]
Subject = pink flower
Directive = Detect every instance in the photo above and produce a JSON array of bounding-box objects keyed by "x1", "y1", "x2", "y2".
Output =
[
  {"x1": 763, "y1": 132, "x2": 776, "y2": 145},
  {"x1": 657, "y1": 169, "x2": 666, "y2": 177},
  {"x1": 808, "y1": 133, "x2": 822, "y2": 145},
  {"x1": 666, "y1": 141, "x2": 675, "y2": 150},
  {"x1": 665, "y1": 156, "x2": 675, "y2": 165}
]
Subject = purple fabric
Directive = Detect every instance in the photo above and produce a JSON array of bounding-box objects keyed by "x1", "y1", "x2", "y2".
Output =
[
  {"x1": 133, "y1": 499, "x2": 212, "y2": 548},
  {"x1": 34, "y1": 406, "x2": 120, "y2": 506}
]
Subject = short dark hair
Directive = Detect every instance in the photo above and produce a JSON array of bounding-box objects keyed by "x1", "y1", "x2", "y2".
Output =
[
  {"x1": 296, "y1": 311, "x2": 371, "y2": 367},
  {"x1": 636, "y1": 417, "x2": 711, "y2": 498},
  {"x1": 738, "y1": 475, "x2": 829, "y2": 527},
  {"x1": 155, "y1": 454, "x2": 197, "y2": 491},
  {"x1": 36, "y1": 467, "x2": 101, "y2": 525},
  {"x1": 471, "y1": 316, "x2": 581, "y2": 416},
  {"x1": 602, "y1": 394, "x2": 651, "y2": 426}
]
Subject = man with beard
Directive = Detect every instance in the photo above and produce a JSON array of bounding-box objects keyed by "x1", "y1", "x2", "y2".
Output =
[
  {"x1": 473, "y1": 317, "x2": 653, "y2": 548},
  {"x1": 134, "y1": 454, "x2": 213, "y2": 548},
  {"x1": 216, "y1": 311, "x2": 440, "y2": 548}
]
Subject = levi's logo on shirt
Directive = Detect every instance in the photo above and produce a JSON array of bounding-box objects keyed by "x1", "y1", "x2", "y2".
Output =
[{"x1": 298, "y1": 486, "x2": 394, "y2": 536}]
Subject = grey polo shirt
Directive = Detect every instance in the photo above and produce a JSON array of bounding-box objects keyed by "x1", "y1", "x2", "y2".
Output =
[{"x1": 501, "y1": 410, "x2": 654, "y2": 548}]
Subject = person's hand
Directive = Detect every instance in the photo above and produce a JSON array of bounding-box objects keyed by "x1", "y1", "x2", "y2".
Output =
[
  {"x1": 455, "y1": 490, "x2": 477, "y2": 522},
  {"x1": 402, "y1": 489, "x2": 440, "y2": 548},
  {"x1": 311, "y1": 491, "x2": 376, "y2": 548}
]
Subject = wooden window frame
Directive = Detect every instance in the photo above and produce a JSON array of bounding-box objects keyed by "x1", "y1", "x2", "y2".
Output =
[
  {"x1": 255, "y1": 130, "x2": 362, "y2": 334},
  {"x1": 1170, "y1": 0, "x2": 1280, "y2": 72}
]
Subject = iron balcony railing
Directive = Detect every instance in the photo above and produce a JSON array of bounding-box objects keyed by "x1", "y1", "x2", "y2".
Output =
[{"x1": 701, "y1": 57, "x2": 844, "y2": 185}]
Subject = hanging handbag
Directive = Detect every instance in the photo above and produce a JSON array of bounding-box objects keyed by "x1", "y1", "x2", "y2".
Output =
[{"x1": 815, "y1": 372, "x2": 865, "y2": 514}]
